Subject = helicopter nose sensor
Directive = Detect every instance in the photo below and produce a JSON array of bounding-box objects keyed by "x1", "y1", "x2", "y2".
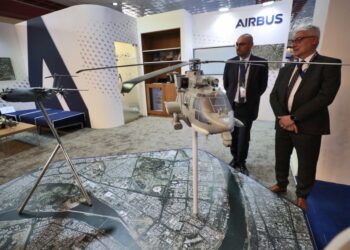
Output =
[{"x1": 202, "y1": 77, "x2": 219, "y2": 88}]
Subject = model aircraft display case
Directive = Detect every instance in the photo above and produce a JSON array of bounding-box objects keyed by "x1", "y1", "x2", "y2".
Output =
[{"x1": 141, "y1": 28, "x2": 180, "y2": 116}]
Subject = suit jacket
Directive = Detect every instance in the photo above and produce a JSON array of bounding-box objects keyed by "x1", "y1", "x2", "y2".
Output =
[
  {"x1": 270, "y1": 53, "x2": 341, "y2": 135},
  {"x1": 223, "y1": 55, "x2": 268, "y2": 120}
]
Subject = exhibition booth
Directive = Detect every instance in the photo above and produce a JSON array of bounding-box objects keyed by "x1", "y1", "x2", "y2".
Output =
[{"x1": 0, "y1": 0, "x2": 349, "y2": 249}]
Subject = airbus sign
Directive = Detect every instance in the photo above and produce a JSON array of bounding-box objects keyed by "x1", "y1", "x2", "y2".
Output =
[{"x1": 235, "y1": 13, "x2": 283, "y2": 28}]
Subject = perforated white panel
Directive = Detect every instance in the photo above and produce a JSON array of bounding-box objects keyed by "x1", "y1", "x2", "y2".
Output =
[
  {"x1": 31, "y1": 5, "x2": 140, "y2": 128},
  {"x1": 77, "y1": 19, "x2": 138, "y2": 100}
]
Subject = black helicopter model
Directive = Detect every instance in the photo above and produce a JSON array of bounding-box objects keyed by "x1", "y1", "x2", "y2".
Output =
[{"x1": 0, "y1": 74, "x2": 91, "y2": 214}]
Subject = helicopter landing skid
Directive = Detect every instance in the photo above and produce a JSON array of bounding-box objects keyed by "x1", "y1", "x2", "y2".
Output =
[{"x1": 18, "y1": 101, "x2": 91, "y2": 214}]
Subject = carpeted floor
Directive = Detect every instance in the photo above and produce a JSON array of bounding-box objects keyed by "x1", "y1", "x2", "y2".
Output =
[{"x1": 0, "y1": 116, "x2": 297, "y2": 202}]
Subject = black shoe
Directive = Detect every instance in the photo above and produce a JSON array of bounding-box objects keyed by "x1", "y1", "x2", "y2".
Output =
[
  {"x1": 239, "y1": 165, "x2": 249, "y2": 176},
  {"x1": 235, "y1": 163, "x2": 249, "y2": 176}
]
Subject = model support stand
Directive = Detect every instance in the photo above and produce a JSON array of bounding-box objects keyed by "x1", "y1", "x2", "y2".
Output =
[
  {"x1": 192, "y1": 128, "x2": 198, "y2": 216},
  {"x1": 18, "y1": 101, "x2": 92, "y2": 214}
]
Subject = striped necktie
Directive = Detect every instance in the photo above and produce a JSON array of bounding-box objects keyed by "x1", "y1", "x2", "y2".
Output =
[{"x1": 286, "y1": 60, "x2": 305, "y2": 100}]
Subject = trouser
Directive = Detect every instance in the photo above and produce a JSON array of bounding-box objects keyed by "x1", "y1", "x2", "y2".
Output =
[
  {"x1": 275, "y1": 128, "x2": 322, "y2": 198},
  {"x1": 230, "y1": 117, "x2": 253, "y2": 166}
]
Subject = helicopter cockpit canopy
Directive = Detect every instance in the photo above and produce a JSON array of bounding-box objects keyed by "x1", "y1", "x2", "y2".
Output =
[{"x1": 192, "y1": 91, "x2": 233, "y2": 124}]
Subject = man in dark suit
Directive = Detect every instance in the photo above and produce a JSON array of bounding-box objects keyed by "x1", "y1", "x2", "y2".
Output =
[
  {"x1": 270, "y1": 25, "x2": 341, "y2": 211},
  {"x1": 224, "y1": 34, "x2": 268, "y2": 175}
]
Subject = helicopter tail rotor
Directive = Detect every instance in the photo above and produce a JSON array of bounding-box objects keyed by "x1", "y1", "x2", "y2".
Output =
[{"x1": 234, "y1": 118, "x2": 245, "y2": 127}]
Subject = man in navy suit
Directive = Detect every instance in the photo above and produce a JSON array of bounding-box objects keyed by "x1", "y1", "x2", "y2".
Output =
[
  {"x1": 270, "y1": 25, "x2": 341, "y2": 211},
  {"x1": 224, "y1": 34, "x2": 268, "y2": 175}
]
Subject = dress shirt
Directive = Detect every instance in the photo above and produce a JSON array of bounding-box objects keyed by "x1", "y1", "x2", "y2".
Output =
[
  {"x1": 234, "y1": 54, "x2": 251, "y2": 103},
  {"x1": 287, "y1": 52, "x2": 316, "y2": 112}
]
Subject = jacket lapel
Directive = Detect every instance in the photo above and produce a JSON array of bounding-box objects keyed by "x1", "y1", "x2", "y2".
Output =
[
  {"x1": 294, "y1": 53, "x2": 319, "y2": 94},
  {"x1": 281, "y1": 64, "x2": 295, "y2": 105},
  {"x1": 233, "y1": 57, "x2": 239, "y2": 90},
  {"x1": 246, "y1": 55, "x2": 255, "y2": 85}
]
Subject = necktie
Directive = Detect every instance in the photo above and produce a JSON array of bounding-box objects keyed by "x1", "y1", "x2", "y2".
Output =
[
  {"x1": 239, "y1": 63, "x2": 246, "y2": 103},
  {"x1": 286, "y1": 60, "x2": 304, "y2": 100}
]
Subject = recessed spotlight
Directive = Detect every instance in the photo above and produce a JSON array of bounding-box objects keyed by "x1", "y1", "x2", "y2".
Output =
[
  {"x1": 112, "y1": 2, "x2": 118, "y2": 6},
  {"x1": 262, "y1": 1, "x2": 274, "y2": 7},
  {"x1": 219, "y1": 7, "x2": 229, "y2": 12}
]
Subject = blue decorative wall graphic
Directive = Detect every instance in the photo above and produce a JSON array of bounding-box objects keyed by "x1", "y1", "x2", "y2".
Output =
[{"x1": 27, "y1": 17, "x2": 90, "y2": 127}]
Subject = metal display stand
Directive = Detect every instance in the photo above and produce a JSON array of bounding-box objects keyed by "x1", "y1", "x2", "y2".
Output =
[
  {"x1": 18, "y1": 101, "x2": 91, "y2": 214},
  {"x1": 192, "y1": 128, "x2": 198, "y2": 216}
]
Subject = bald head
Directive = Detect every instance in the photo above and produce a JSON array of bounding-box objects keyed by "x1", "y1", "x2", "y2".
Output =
[
  {"x1": 236, "y1": 33, "x2": 254, "y2": 58},
  {"x1": 239, "y1": 34, "x2": 254, "y2": 44}
]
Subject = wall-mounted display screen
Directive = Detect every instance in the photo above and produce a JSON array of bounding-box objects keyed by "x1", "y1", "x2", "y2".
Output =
[{"x1": 0, "y1": 58, "x2": 15, "y2": 81}]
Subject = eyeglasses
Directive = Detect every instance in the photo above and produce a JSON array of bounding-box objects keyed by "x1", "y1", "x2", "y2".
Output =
[{"x1": 290, "y1": 36, "x2": 315, "y2": 44}]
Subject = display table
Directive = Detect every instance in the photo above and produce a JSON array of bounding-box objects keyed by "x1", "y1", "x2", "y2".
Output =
[
  {"x1": 0, "y1": 122, "x2": 38, "y2": 154},
  {"x1": 0, "y1": 122, "x2": 36, "y2": 138}
]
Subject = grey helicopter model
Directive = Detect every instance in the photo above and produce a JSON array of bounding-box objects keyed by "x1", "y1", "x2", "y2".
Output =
[
  {"x1": 77, "y1": 59, "x2": 246, "y2": 146},
  {"x1": 77, "y1": 58, "x2": 250, "y2": 216},
  {"x1": 163, "y1": 59, "x2": 243, "y2": 146}
]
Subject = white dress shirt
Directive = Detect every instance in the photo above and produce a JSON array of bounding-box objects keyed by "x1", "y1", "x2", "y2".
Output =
[
  {"x1": 287, "y1": 52, "x2": 316, "y2": 112},
  {"x1": 234, "y1": 54, "x2": 251, "y2": 103}
]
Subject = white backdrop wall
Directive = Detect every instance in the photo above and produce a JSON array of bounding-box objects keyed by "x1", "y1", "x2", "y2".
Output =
[
  {"x1": 0, "y1": 22, "x2": 33, "y2": 110},
  {"x1": 192, "y1": 1, "x2": 292, "y2": 48},
  {"x1": 313, "y1": 0, "x2": 350, "y2": 185},
  {"x1": 192, "y1": 0, "x2": 293, "y2": 121},
  {"x1": 14, "y1": 5, "x2": 139, "y2": 128}
]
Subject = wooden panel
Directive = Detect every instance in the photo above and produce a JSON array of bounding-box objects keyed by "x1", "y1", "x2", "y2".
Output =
[
  {"x1": 145, "y1": 83, "x2": 177, "y2": 116},
  {"x1": 163, "y1": 84, "x2": 177, "y2": 102},
  {"x1": 141, "y1": 28, "x2": 180, "y2": 50},
  {"x1": 0, "y1": 0, "x2": 65, "y2": 20},
  {"x1": 0, "y1": 122, "x2": 36, "y2": 138}
]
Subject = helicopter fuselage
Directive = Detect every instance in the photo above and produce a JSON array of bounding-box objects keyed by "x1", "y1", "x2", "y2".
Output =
[
  {"x1": 178, "y1": 86, "x2": 234, "y2": 135},
  {"x1": 165, "y1": 67, "x2": 235, "y2": 136},
  {"x1": 0, "y1": 88, "x2": 57, "y2": 102}
]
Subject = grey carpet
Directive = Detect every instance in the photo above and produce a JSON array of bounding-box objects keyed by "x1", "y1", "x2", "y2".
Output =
[{"x1": 0, "y1": 116, "x2": 296, "y2": 201}]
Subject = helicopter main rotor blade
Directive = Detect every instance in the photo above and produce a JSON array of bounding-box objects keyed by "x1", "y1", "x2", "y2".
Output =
[
  {"x1": 76, "y1": 61, "x2": 183, "y2": 74},
  {"x1": 202, "y1": 60, "x2": 267, "y2": 67},
  {"x1": 205, "y1": 60, "x2": 350, "y2": 66},
  {"x1": 121, "y1": 61, "x2": 191, "y2": 93},
  {"x1": 44, "y1": 74, "x2": 78, "y2": 78}
]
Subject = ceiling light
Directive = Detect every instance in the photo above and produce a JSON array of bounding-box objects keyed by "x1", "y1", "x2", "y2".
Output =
[
  {"x1": 262, "y1": 1, "x2": 274, "y2": 7},
  {"x1": 219, "y1": 7, "x2": 229, "y2": 12},
  {"x1": 112, "y1": 2, "x2": 118, "y2": 6}
]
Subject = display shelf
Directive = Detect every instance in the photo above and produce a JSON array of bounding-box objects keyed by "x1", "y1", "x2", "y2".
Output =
[
  {"x1": 144, "y1": 60, "x2": 182, "y2": 64},
  {"x1": 143, "y1": 47, "x2": 181, "y2": 53},
  {"x1": 141, "y1": 28, "x2": 181, "y2": 116},
  {"x1": 143, "y1": 49, "x2": 181, "y2": 63}
]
